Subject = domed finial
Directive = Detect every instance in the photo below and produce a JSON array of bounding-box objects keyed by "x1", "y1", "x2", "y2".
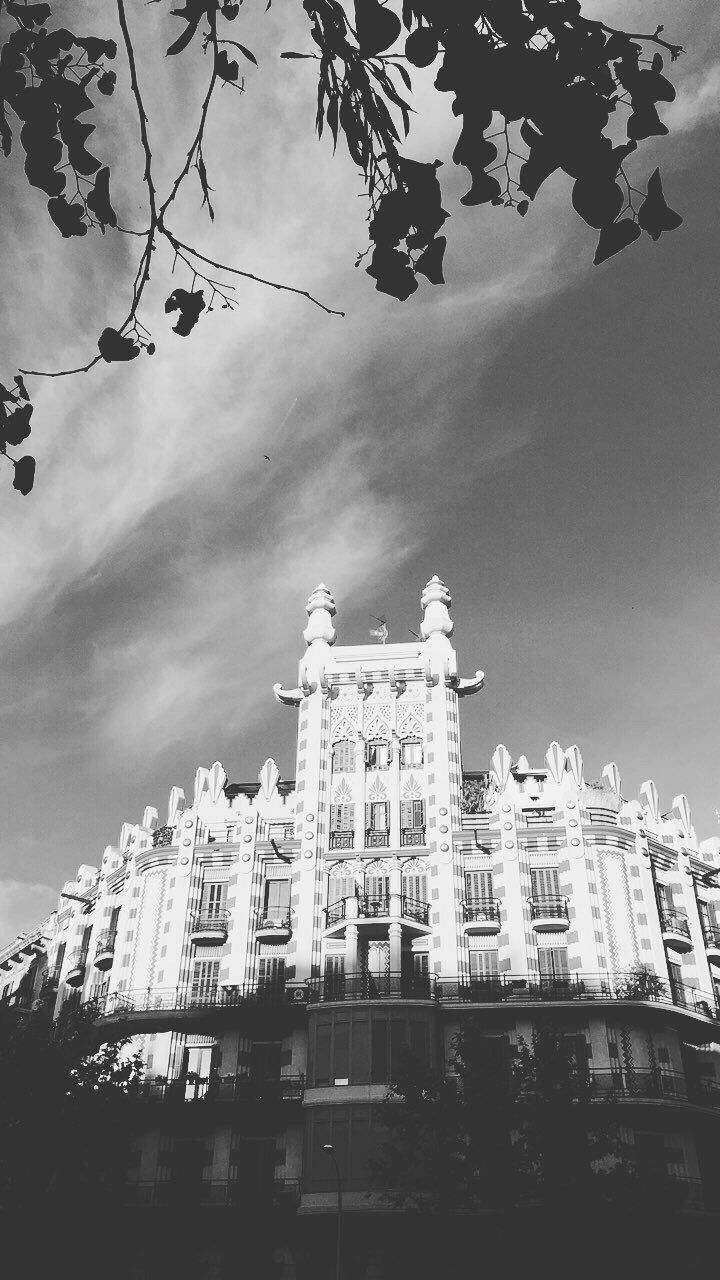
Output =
[
  {"x1": 420, "y1": 575, "x2": 453, "y2": 641},
  {"x1": 303, "y1": 583, "x2": 337, "y2": 647}
]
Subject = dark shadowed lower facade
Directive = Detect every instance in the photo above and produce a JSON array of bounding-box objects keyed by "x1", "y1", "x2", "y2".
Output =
[{"x1": 3, "y1": 578, "x2": 720, "y2": 1278}]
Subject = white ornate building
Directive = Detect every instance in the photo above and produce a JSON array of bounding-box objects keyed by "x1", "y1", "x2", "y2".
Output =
[{"x1": 3, "y1": 575, "x2": 720, "y2": 1270}]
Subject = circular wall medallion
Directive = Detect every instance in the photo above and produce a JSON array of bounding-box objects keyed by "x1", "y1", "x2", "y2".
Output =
[
  {"x1": 440, "y1": 843, "x2": 449, "y2": 852},
  {"x1": 182, "y1": 838, "x2": 191, "y2": 847},
  {"x1": 184, "y1": 819, "x2": 194, "y2": 828},
  {"x1": 243, "y1": 835, "x2": 252, "y2": 843},
  {"x1": 180, "y1": 856, "x2": 189, "y2": 865},
  {"x1": 439, "y1": 807, "x2": 448, "y2": 816},
  {"x1": 566, "y1": 801, "x2": 575, "y2": 809},
  {"x1": 305, "y1": 832, "x2": 314, "y2": 840},
  {"x1": 439, "y1": 825, "x2": 448, "y2": 834},
  {"x1": 568, "y1": 819, "x2": 578, "y2": 828},
  {"x1": 307, "y1": 813, "x2": 315, "y2": 822},
  {"x1": 502, "y1": 804, "x2": 511, "y2": 813},
  {"x1": 570, "y1": 838, "x2": 580, "y2": 846},
  {"x1": 242, "y1": 853, "x2": 251, "y2": 862},
  {"x1": 503, "y1": 822, "x2": 513, "y2": 831},
  {"x1": 304, "y1": 850, "x2": 314, "y2": 860},
  {"x1": 505, "y1": 841, "x2": 515, "y2": 850},
  {"x1": 245, "y1": 816, "x2": 254, "y2": 825}
]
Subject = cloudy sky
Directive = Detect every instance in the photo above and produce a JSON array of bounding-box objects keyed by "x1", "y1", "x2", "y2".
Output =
[{"x1": 1, "y1": 0, "x2": 719, "y2": 939}]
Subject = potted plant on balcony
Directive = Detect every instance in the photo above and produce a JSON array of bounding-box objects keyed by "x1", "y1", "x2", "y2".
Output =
[{"x1": 614, "y1": 967, "x2": 667, "y2": 1002}]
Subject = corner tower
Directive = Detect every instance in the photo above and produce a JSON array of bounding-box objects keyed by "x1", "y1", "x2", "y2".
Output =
[{"x1": 274, "y1": 577, "x2": 484, "y2": 987}]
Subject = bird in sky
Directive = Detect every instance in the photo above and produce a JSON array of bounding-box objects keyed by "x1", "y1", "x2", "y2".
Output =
[{"x1": 264, "y1": 455, "x2": 271, "y2": 462}]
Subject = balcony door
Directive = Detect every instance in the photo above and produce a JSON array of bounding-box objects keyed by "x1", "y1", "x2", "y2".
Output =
[
  {"x1": 362, "y1": 940, "x2": 390, "y2": 996},
  {"x1": 364, "y1": 873, "x2": 390, "y2": 913},
  {"x1": 465, "y1": 870, "x2": 493, "y2": 902},
  {"x1": 531, "y1": 867, "x2": 560, "y2": 901},
  {"x1": 190, "y1": 959, "x2": 219, "y2": 1004},
  {"x1": 181, "y1": 1044, "x2": 217, "y2": 1099},
  {"x1": 538, "y1": 947, "x2": 569, "y2": 988},
  {"x1": 201, "y1": 881, "x2": 227, "y2": 920}
]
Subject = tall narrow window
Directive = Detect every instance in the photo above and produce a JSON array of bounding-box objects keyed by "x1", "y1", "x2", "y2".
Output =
[
  {"x1": 401, "y1": 800, "x2": 426, "y2": 830},
  {"x1": 530, "y1": 868, "x2": 560, "y2": 900},
  {"x1": 330, "y1": 804, "x2": 354, "y2": 831},
  {"x1": 327, "y1": 874, "x2": 356, "y2": 906},
  {"x1": 263, "y1": 880, "x2": 290, "y2": 916},
  {"x1": 366, "y1": 740, "x2": 390, "y2": 770},
  {"x1": 201, "y1": 881, "x2": 227, "y2": 919},
  {"x1": 400, "y1": 739, "x2": 423, "y2": 768},
  {"x1": 537, "y1": 948, "x2": 569, "y2": 985},
  {"x1": 332, "y1": 741, "x2": 356, "y2": 773},
  {"x1": 258, "y1": 956, "x2": 286, "y2": 994},
  {"x1": 402, "y1": 871, "x2": 428, "y2": 902},
  {"x1": 191, "y1": 959, "x2": 219, "y2": 1003},
  {"x1": 465, "y1": 870, "x2": 493, "y2": 901},
  {"x1": 365, "y1": 801, "x2": 389, "y2": 843},
  {"x1": 470, "y1": 950, "x2": 499, "y2": 980}
]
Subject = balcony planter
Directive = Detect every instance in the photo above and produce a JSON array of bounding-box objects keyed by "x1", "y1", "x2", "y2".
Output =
[
  {"x1": 190, "y1": 912, "x2": 229, "y2": 945},
  {"x1": 255, "y1": 911, "x2": 292, "y2": 943},
  {"x1": 462, "y1": 899, "x2": 501, "y2": 935},
  {"x1": 529, "y1": 896, "x2": 570, "y2": 933}
]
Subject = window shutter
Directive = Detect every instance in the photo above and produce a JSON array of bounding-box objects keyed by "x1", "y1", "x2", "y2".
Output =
[
  {"x1": 265, "y1": 880, "x2": 290, "y2": 913},
  {"x1": 531, "y1": 868, "x2": 559, "y2": 899},
  {"x1": 465, "y1": 871, "x2": 493, "y2": 900},
  {"x1": 470, "y1": 950, "x2": 499, "y2": 978},
  {"x1": 258, "y1": 957, "x2": 285, "y2": 989},
  {"x1": 328, "y1": 875, "x2": 355, "y2": 905},
  {"x1": 330, "y1": 804, "x2": 340, "y2": 832},
  {"x1": 365, "y1": 802, "x2": 371, "y2": 831},
  {"x1": 191, "y1": 959, "x2": 219, "y2": 1001},
  {"x1": 538, "y1": 948, "x2": 569, "y2": 980},
  {"x1": 202, "y1": 882, "x2": 227, "y2": 917},
  {"x1": 401, "y1": 802, "x2": 413, "y2": 830},
  {"x1": 413, "y1": 800, "x2": 425, "y2": 829},
  {"x1": 341, "y1": 804, "x2": 354, "y2": 832},
  {"x1": 403, "y1": 872, "x2": 428, "y2": 901}
]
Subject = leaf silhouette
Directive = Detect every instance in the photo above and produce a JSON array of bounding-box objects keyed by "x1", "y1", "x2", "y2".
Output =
[
  {"x1": 47, "y1": 196, "x2": 87, "y2": 237},
  {"x1": 593, "y1": 218, "x2": 641, "y2": 265},
  {"x1": 414, "y1": 236, "x2": 446, "y2": 284},
  {"x1": 637, "y1": 168, "x2": 683, "y2": 241},
  {"x1": 355, "y1": 0, "x2": 401, "y2": 58},
  {"x1": 405, "y1": 28, "x2": 438, "y2": 68},
  {"x1": 86, "y1": 167, "x2": 117, "y2": 228},
  {"x1": 2, "y1": 402, "x2": 33, "y2": 446},
  {"x1": 215, "y1": 50, "x2": 239, "y2": 82},
  {"x1": 164, "y1": 288, "x2": 206, "y2": 336},
  {"x1": 97, "y1": 328, "x2": 140, "y2": 362},
  {"x1": 12, "y1": 455, "x2": 36, "y2": 495}
]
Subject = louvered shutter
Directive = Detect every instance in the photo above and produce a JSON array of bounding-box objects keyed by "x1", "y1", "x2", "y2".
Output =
[
  {"x1": 328, "y1": 875, "x2": 356, "y2": 905},
  {"x1": 470, "y1": 950, "x2": 499, "y2": 978},
  {"x1": 258, "y1": 957, "x2": 285, "y2": 991},
  {"x1": 191, "y1": 959, "x2": 219, "y2": 1002},
  {"x1": 265, "y1": 880, "x2": 290, "y2": 913},
  {"x1": 403, "y1": 872, "x2": 428, "y2": 901},
  {"x1": 366, "y1": 874, "x2": 390, "y2": 899},
  {"x1": 538, "y1": 948, "x2": 569, "y2": 980},
  {"x1": 531, "y1": 868, "x2": 560, "y2": 899},
  {"x1": 365, "y1": 802, "x2": 371, "y2": 832},
  {"x1": 202, "y1": 882, "x2": 227, "y2": 918},
  {"x1": 465, "y1": 871, "x2": 493, "y2": 901},
  {"x1": 413, "y1": 800, "x2": 426, "y2": 828}
]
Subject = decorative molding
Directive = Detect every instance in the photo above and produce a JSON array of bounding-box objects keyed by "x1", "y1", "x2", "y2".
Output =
[
  {"x1": 142, "y1": 807, "x2": 158, "y2": 831},
  {"x1": 490, "y1": 744, "x2": 512, "y2": 793},
  {"x1": 208, "y1": 761, "x2": 227, "y2": 804},
  {"x1": 167, "y1": 787, "x2": 185, "y2": 825},
  {"x1": 565, "y1": 744, "x2": 584, "y2": 788},
  {"x1": 259, "y1": 758, "x2": 280, "y2": 802},
  {"x1": 639, "y1": 779, "x2": 660, "y2": 822},
  {"x1": 193, "y1": 767, "x2": 210, "y2": 807},
  {"x1": 602, "y1": 762, "x2": 622, "y2": 795},
  {"x1": 545, "y1": 741, "x2": 566, "y2": 785}
]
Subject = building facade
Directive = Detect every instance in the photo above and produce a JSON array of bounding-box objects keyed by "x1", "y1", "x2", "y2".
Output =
[{"x1": 4, "y1": 575, "x2": 720, "y2": 1275}]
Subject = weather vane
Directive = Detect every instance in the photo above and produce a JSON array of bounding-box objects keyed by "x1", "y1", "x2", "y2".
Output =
[{"x1": 369, "y1": 615, "x2": 388, "y2": 644}]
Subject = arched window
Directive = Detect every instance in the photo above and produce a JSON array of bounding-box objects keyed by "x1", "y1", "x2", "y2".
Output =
[
  {"x1": 400, "y1": 737, "x2": 423, "y2": 769},
  {"x1": 332, "y1": 740, "x2": 356, "y2": 773},
  {"x1": 365, "y1": 739, "x2": 390, "y2": 770}
]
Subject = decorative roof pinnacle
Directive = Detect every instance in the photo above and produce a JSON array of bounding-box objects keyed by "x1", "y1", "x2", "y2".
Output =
[
  {"x1": 420, "y1": 574, "x2": 453, "y2": 641},
  {"x1": 303, "y1": 583, "x2": 337, "y2": 647}
]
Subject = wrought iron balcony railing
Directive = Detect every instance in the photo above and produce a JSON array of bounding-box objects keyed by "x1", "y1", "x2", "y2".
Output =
[
  {"x1": 307, "y1": 971, "x2": 437, "y2": 1003},
  {"x1": 255, "y1": 909, "x2": 292, "y2": 934},
  {"x1": 401, "y1": 895, "x2": 430, "y2": 925},
  {"x1": 463, "y1": 898, "x2": 500, "y2": 927},
  {"x1": 125, "y1": 1178, "x2": 301, "y2": 1208},
  {"x1": 365, "y1": 831, "x2": 390, "y2": 847},
  {"x1": 702, "y1": 923, "x2": 720, "y2": 950},
  {"x1": 190, "y1": 911, "x2": 229, "y2": 938},
  {"x1": 325, "y1": 899, "x2": 348, "y2": 927},
  {"x1": 135, "y1": 1071, "x2": 305, "y2": 1103},
  {"x1": 359, "y1": 892, "x2": 390, "y2": 918},
  {"x1": 94, "y1": 931, "x2": 117, "y2": 958},
  {"x1": 529, "y1": 895, "x2": 569, "y2": 924},
  {"x1": 400, "y1": 829, "x2": 425, "y2": 847},
  {"x1": 329, "y1": 831, "x2": 354, "y2": 850},
  {"x1": 660, "y1": 909, "x2": 691, "y2": 940}
]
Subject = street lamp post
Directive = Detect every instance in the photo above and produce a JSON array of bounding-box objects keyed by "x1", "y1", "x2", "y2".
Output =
[{"x1": 323, "y1": 1143, "x2": 343, "y2": 1280}]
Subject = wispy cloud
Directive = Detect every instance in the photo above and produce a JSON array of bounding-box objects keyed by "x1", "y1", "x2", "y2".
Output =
[{"x1": 0, "y1": 880, "x2": 57, "y2": 943}]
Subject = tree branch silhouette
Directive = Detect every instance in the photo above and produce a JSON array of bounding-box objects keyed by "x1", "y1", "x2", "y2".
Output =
[{"x1": 0, "y1": 1, "x2": 687, "y2": 493}]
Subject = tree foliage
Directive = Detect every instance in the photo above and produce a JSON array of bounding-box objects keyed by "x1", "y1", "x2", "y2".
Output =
[
  {"x1": 0, "y1": 1, "x2": 685, "y2": 492},
  {"x1": 0, "y1": 996, "x2": 143, "y2": 1211},
  {"x1": 373, "y1": 1019, "x2": 624, "y2": 1212}
]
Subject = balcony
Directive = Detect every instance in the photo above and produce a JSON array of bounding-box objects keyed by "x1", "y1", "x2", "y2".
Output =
[
  {"x1": 365, "y1": 831, "x2": 389, "y2": 848},
  {"x1": 325, "y1": 898, "x2": 349, "y2": 927},
  {"x1": 307, "y1": 971, "x2": 437, "y2": 1003},
  {"x1": 529, "y1": 895, "x2": 570, "y2": 932},
  {"x1": 702, "y1": 924, "x2": 720, "y2": 964},
  {"x1": 94, "y1": 930, "x2": 117, "y2": 971},
  {"x1": 330, "y1": 831, "x2": 354, "y2": 850},
  {"x1": 136, "y1": 1071, "x2": 305, "y2": 1104},
  {"x1": 255, "y1": 909, "x2": 292, "y2": 943},
  {"x1": 660, "y1": 909, "x2": 692, "y2": 953},
  {"x1": 65, "y1": 949, "x2": 87, "y2": 988},
  {"x1": 190, "y1": 911, "x2": 229, "y2": 945},
  {"x1": 127, "y1": 1177, "x2": 301, "y2": 1209},
  {"x1": 88, "y1": 976, "x2": 294, "y2": 1021},
  {"x1": 435, "y1": 970, "x2": 719, "y2": 1017},
  {"x1": 462, "y1": 898, "x2": 501, "y2": 935},
  {"x1": 359, "y1": 892, "x2": 390, "y2": 918},
  {"x1": 401, "y1": 828, "x2": 425, "y2": 847},
  {"x1": 401, "y1": 895, "x2": 430, "y2": 925}
]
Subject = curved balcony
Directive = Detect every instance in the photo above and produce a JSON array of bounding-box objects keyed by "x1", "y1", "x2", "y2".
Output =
[
  {"x1": 703, "y1": 924, "x2": 720, "y2": 964},
  {"x1": 463, "y1": 898, "x2": 501, "y2": 935},
  {"x1": 529, "y1": 895, "x2": 569, "y2": 932},
  {"x1": 401, "y1": 895, "x2": 430, "y2": 926},
  {"x1": 190, "y1": 911, "x2": 229, "y2": 946},
  {"x1": 660, "y1": 909, "x2": 692, "y2": 953},
  {"x1": 307, "y1": 971, "x2": 438, "y2": 1003},
  {"x1": 255, "y1": 909, "x2": 292, "y2": 943},
  {"x1": 359, "y1": 893, "x2": 390, "y2": 919},
  {"x1": 94, "y1": 931, "x2": 116, "y2": 971},
  {"x1": 65, "y1": 949, "x2": 87, "y2": 988}
]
